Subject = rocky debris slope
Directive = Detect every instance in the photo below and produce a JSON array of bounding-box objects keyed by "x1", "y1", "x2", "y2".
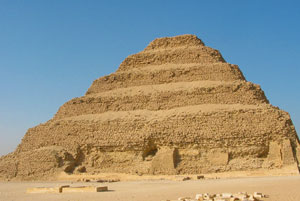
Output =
[{"x1": 1, "y1": 34, "x2": 299, "y2": 181}]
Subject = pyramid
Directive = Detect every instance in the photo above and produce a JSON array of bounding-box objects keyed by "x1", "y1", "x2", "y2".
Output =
[{"x1": 1, "y1": 34, "x2": 300, "y2": 180}]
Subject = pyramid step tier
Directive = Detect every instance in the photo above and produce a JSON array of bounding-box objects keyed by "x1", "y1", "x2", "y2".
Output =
[
  {"x1": 87, "y1": 63, "x2": 245, "y2": 94},
  {"x1": 117, "y1": 45, "x2": 225, "y2": 72},
  {"x1": 19, "y1": 104, "x2": 298, "y2": 154},
  {"x1": 56, "y1": 80, "x2": 268, "y2": 119}
]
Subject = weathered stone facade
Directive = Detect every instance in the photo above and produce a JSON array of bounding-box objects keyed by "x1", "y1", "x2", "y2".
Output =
[{"x1": 1, "y1": 34, "x2": 299, "y2": 180}]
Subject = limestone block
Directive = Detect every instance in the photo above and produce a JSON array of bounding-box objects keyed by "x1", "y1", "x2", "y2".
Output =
[
  {"x1": 264, "y1": 141, "x2": 282, "y2": 168},
  {"x1": 207, "y1": 150, "x2": 228, "y2": 166},
  {"x1": 221, "y1": 193, "x2": 232, "y2": 198},
  {"x1": 282, "y1": 139, "x2": 295, "y2": 165},
  {"x1": 253, "y1": 192, "x2": 263, "y2": 198},
  {"x1": 150, "y1": 147, "x2": 177, "y2": 174},
  {"x1": 26, "y1": 185, "x2": 70, "y2": 193},
  {"x1": 26, "y1": 187, "x2": 61, "y2": 194},
  {"x1": 195, "y1": 194, "x2": 203, "y2": 200},
  {"x1": 62, "y1": 186, "x2": 108, "y2": 193},
  {"x1": 233, "y1": 194, "x2": 247, "y2": 200}
]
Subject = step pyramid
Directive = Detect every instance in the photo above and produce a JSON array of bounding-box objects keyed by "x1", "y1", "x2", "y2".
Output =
[{"x1": 1, "y1": 34, "x2": 299, "y2": 180}]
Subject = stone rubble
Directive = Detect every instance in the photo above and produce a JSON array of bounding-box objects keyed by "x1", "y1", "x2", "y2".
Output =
[{"x1": 164, "y1": 192, "x2": 268, "y2": 201}]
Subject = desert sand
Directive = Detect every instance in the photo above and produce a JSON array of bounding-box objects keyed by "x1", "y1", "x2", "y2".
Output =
[{"x1": 0, "y1": 176, "x2": 300, "y2": 201}]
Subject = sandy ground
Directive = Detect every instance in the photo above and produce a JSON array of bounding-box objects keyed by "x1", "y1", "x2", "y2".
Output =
[{"x1": 0, "y1": 176, "x2": 300, "y2": 201}]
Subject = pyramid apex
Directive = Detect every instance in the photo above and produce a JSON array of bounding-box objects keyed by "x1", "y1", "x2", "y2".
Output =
[{"x1": 144, "y1": 34, "x2": 205, "y2": 51}]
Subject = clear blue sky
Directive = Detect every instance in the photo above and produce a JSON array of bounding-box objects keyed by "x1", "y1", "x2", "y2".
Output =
[{"x1": 0, "y1": 0, "x2": 299, "y2": 156}]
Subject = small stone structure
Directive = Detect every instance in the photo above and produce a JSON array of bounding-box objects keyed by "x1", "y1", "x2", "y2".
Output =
[
  {"x1": 26, "y1": 185, "x2": 108, "y2": 193},
  {"x1": 62, "y1": 186, "x2": 108, "y2": 193}
]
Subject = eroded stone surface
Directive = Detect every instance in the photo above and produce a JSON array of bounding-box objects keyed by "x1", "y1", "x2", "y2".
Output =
[
  {"x1": 150, "y1": 147, "x2": 177, "y2": 175},
  {"x1": 0, "y1": 34, "x2": 299, "y2": 180}
]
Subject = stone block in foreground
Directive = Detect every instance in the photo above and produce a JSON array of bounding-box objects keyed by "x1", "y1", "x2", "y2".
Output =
[
  {"x1": 62, "y1": 186, "x2": 108, "y2": 193},
  {"x1": 26, "y1": 185, "x2": 108, "y2": 193}
]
